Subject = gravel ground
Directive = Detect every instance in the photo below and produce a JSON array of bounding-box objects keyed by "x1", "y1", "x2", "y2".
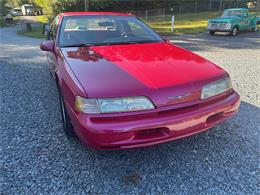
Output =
[{"x1": 0, "y1": 26, "x2": 259, "y2": 194}]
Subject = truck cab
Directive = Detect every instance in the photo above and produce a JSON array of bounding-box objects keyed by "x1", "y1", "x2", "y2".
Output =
[
  {"x1": 21, "y1": 4, "x2": 34, "y2": 16},
  {"x1": 207, "y1": 8, "x2": 259, "y2": 36}
]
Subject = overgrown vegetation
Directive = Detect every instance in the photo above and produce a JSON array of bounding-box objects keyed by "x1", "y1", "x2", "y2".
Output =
[
  {"x1": 4, "y1": 0, "x2": 259, "y2": 36},
  {"x1": 17, "y1": 10, "x2": 260, "y2": 39},
  {"x1": 8, "y1": 0, "x2": 256, "y2": 16},
  {"x1": 17, "y1": 25, "x2": 45, "y2": 38},
  {"x1": 36, "y1": 15, "x2": 49, "y2": 23},
  {"x1": 147, "y1": 12, "x2": 220, "y2": 35},
  {"x1": 0, "y1": 0, "x2": 10, "y2": 27}
]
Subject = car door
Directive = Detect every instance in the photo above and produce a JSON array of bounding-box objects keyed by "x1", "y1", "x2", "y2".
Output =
[
  {"x1": 47, "y1": 16, "x2": 59, "y2": 75},
  {"x1": 240, "y1": 11, "x2": 250, "y2": 30}
]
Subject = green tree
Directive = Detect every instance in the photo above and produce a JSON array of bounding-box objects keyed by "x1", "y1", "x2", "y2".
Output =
[
  {"x1": 33, "y1": 0, "x2": 54, "y2": 14},
  {"x1": 0, "y1": 0, "x2": 11, "y2": 16}
]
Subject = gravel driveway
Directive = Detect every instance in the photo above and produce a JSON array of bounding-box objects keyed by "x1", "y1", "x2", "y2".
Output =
[{"x1": 1, "y1": 26, "x2": 259, "y2": 194}]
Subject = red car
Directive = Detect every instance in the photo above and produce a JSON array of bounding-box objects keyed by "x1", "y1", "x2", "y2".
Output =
[{"x1": 40, "y1": 12, "x2": 240, "y2": 150}]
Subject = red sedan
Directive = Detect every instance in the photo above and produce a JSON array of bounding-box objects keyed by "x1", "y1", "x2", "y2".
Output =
[{"x1": 40, "y1": 12, "x2": 240, "y2": 150}]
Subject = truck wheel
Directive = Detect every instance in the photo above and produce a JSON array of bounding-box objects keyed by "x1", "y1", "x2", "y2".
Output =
[
  {"x1": 252, "y1": 26, "x2": 258, "y2": 32},
  {"x1": 230, "y1": 26, "x2": 238, "y2": 36},
  {"x1": 209, "y1": 31, "x2": 215, "y2": 35}
]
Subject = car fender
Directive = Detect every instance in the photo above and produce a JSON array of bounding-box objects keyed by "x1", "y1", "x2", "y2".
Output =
[
  {"x1": 55, "y1": 49, "x2": 87, "y2": 115},
  {"x1": 251, "y1": 17, "x2": 260, "y2": 27}
]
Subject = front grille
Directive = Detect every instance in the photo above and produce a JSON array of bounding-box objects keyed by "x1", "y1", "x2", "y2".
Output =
[{"x1": 210, "y1": 23, "x2": 227, "y2": 28}]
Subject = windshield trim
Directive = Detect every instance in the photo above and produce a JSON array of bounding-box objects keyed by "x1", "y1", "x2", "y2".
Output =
[
  {"x1": 60, "y1": 40, "x2": 163, "y2": 48},
  {"x1": 57, "y1": 15, "x2": 163, "y2": 48}
]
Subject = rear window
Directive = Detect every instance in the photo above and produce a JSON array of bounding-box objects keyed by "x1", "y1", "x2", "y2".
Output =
[
  {"x1": 222, "y1": 10, "x2": 247, "y2": 17},
  {"x1": 64, "y1": 18, "x2": 116, "y2": 31}
]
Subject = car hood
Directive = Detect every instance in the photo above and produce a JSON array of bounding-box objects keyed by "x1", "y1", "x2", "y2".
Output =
[
  {"x1": 209, "y1": 17, "x2": 238, "y2": 23},
  {"x1": 61, "y1": 42, "x2": 226, "y2": 107}
]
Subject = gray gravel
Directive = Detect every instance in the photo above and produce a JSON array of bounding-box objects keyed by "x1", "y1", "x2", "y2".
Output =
[{"x1": 1, "y1": 26, "x2": 259, "y2": 194}]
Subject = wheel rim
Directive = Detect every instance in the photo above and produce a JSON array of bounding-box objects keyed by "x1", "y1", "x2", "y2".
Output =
[{"x1": 233, "y1": 27, "x2": 237, "y2": 35}]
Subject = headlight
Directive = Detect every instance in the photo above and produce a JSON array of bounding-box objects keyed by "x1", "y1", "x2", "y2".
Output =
[
  {"x1": 225, "y1": 23, "x2": 232, "y2": 29},
  {"x1": 75, "y1": 96, "x2": 155, "y2": 114},
  {"x1": 201, "y1": 78, "x2": 232, "y2": 99}
]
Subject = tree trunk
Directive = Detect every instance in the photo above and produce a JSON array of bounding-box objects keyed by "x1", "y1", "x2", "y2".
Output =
[
  {"x1": 219, "y1": 0, "x2": 224, "y2": 12},
  {"x1": 84, "y1": 0, "x2": 89, "y2": 11},
  {"x1": 209, "y1": 0, "x2": 213, "y2": 11}
]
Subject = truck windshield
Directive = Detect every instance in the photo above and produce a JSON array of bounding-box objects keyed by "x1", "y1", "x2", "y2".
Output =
[
  {"x1": 59, "y1": 15, "x2": 163, "y2": 47},
  {"x1": 222, "y1": 10, "x2": 246, "y2": 17}
]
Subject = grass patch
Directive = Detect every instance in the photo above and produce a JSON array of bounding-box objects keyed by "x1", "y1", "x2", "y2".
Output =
[
  {"x1": 16, "y1": 11, "x2": 260, "y2": 38},
  {"x1": 18, "y1": 25, "x2": 46, "y2": 39},
  {"x1": 145, "y1": 11, "x2": 260, "y2": 35},
  {"x1": 144, "y1": 12, "x2": 220, "y2": 35},
  {"x1": 36, "y1": 15, "x2": 50, "y2": 23},
  {"x1": 0, "y1": 19, "x2": 7, "y2": 27},
  {"x1": 0, "y1": 16, "x2": 20, "y2": 28}
]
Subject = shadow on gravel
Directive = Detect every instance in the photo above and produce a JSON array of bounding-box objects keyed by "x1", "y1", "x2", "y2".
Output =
[
  {"x1": 89, "y1": 100, "x2": 258, "y2": 153},
  {"x1": 171, "y1": 31, "x2": 260, "y2": 51},
  {"x1": 65, "y1": 101, "x2": 259, "y2": 190}
]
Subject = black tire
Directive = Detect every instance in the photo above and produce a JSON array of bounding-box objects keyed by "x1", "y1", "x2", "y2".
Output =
[
  {"x1": 230, "y1": 26, "x2": 238, "y2": 36},
  {"x1": 209, "y1": 30, "x2": 215, "y2": 35},
  {"x1": 58, "y1": 87, "x2": 77, "y2": 138},
  {"x1": 252, "y1": 26, "x2": 258, "y2": 32}
]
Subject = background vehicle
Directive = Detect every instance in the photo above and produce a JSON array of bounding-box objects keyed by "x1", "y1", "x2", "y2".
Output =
[
  {"x1": 3, "y1": 14, "x2": 13, "y2": 24},
  {"x1": 21, "y1": 4, "x2": 34, "y2": 16},
  {"x1": 10, "y1": 8, "x2": 22, "y2": 17},
  {"x1": 207, "y1": 8, "x2": 260, "y2": 36}
]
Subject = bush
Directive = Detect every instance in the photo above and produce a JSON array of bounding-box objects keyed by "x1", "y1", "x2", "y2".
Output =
[{"x1": 0, "y1": 18, "x2": 7, "y2": 27}]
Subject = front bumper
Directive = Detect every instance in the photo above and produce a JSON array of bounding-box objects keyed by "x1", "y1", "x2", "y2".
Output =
[
  {"x1": 207, "y1": 28, "x2": 232, "y2": 32},
  {"x1": 207, "y1": 24, "x2": 232, "y2": 32},
  {"x1": 72, "y1": 91, "x2": 240, "y2": 150}
]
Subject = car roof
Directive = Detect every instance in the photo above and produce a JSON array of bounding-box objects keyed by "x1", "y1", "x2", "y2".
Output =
[
  {"x1": 60, "y1": 12, "x2": 133, "y2": 17},
  {"x1": 225, "y1": 8, "x2": 248, "y2": 11}
]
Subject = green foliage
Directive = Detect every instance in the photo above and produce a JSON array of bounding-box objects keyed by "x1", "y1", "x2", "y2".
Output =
[
  {"x1": 7, "y1": 0, "x2": 259, "y2": 19},
  {"x1": 9, "y1": 0, "x2": 30, "y2": 7},
  {"x1": 0, "y1": 0, "x2": 11, "y2": 17},
  {"x1": 18, "y1": 25, "x2": 45, "y2": 38},
  {"x1": 0, "y1": 18, "x2": 6, "y2": 27},
  {"x1": 33, "y1": 0, "x2": 53, "y2": 14}
]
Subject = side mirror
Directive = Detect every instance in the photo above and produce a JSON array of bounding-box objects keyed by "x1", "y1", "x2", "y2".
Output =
[
  {"x1": 163, "y1": 37, "x2": 170, "y2": 43},
  {"x1": 40, "y1": 40, "x2": 54, "y2": 51}
]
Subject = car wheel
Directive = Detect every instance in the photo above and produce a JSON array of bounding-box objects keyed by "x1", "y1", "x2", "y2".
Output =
[
  {"x1": 58, "y1": 88, "x2": 77, "y2": 138},
  {"x1": 209, "y1": 31, "x2": 215, "y2": 35},
  {"x1": 230, "y1": 26, "x2": 238, "y2": 36},
  {"x1": 252, "y1": 26, "x2": 258, "y2": 32}
]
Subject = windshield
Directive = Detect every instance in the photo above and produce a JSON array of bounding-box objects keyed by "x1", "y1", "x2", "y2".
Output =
[
  {"x1": 222, "y1": 10, "x2": 246, "y2": 17},
  {"x1": 59, "y1": 15, "x2": 163, "y2": 47},
  {"x1": 25, "y1": 6, "x2": 33, "y2": 9}
]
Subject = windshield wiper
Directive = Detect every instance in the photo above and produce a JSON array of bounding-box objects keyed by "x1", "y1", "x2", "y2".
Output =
[
  {"x1": 104, "y1": 40, "x2": 159, "y2": 46},
  {"x1": 61, "y1": 43, "x2": 96, "y2": 47},
  {"x1": 104, "y1": 41, "x2": 138, "y2": 45},
  {"x1": 62, "y1": 40, "x2": 161, "y2": 47}
]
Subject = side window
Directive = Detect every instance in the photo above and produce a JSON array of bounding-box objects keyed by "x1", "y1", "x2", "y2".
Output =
[
  {"x1": 48, "y1": 16, "x2": 59, "y2": 40},
  {"x1": 127, "y1": 21, "x2": 148, "y2": 37},
  {"x1": 243, "y1": 11, "x2": 248, "y2": 18}
]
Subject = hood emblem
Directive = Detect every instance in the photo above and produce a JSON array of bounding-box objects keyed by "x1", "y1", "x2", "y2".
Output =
[{"x1": 168, "y1": 93, "x2": 191, "y2": 100}]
